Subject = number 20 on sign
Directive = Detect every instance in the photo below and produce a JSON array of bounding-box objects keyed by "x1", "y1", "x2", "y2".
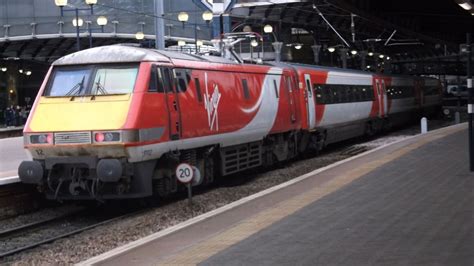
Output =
[{"x1": 176, "y1": 163, "x2": 194, "y2": 183}]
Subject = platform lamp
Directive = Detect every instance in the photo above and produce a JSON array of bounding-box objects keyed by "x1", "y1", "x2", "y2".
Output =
[
  {"x1": 202, "y1": 10, "x2": 213, "y2": 39},
  {"x1": 55, "y1": 0, "x2": 97, "y2": 51},
  {"x1": 135, "y1": 22, "x2": 145, "y2": 41},
  {"x1": 85, "y1": 16, "x2": 107, "y2": 48},
  {"x1": 178, "y1": 12, "x2": 189, "y2": 29}
]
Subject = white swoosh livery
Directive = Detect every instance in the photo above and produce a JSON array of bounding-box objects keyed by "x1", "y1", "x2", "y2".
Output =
[{"x1": 127, "y1": 68, "x2": 283, "y2": 162}]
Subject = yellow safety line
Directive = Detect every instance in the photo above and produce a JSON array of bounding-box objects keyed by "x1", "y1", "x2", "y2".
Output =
[{"x1": 159, "y1": 130, "x2": 458, "y2": 265}]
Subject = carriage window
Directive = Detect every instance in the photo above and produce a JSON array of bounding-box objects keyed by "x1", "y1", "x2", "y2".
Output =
[
  {"x1": 273, "y1": 80, "x2": 279, "y2": 98},
  {"x1": 387, "y1": 86, "x2": 416, "y2": 99},
  {"x1": 194, "y1": 78, "x2": 203, "y2": 102},
  {"x1": 242, "y1": 79, "x2": 250, "y2": 99},
  {"x1": 161, "y1": 68, "x2": 173, "y2": 93},
  {"x1": 314, "y1": 85, "x2": 324, "y2": 104},
  {"x1": 305, "y1": 79, "x2": 312, "y2": 96},
  {"x1": 148, "y1": 67, "x2": 158, "y2": 92},
  {"x1": 174, "y1": 69, "x2": 190, "y2": 93}
]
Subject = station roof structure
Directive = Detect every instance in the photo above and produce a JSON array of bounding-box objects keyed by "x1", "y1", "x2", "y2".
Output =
[
  {"x1": 0, "y1": 0, "x2": 472, "y2": 74},
  {"x1": 230, "y1": 0, "x2": 473, "y2": 63}
]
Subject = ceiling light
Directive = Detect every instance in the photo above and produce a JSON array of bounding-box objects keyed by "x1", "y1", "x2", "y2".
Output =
[
  {"x1": 178, "y1": 12, "x2": 189, "y2": 22},
  {"x1": 26, "y1": 71, "x2": 32, "y2": 76},
  {"x1": 379, "y1": 54, "x2": 385, "y2": 59},
  {"x1": 54, "y1": 0, "x2": 67, "y2": 7},
  {"x1": 19, "y1": 69, "x2": 23, "y2": 74},
  {"x1": 350, "y1": 49, "x2": 358, "y2": 55},
  {"x1": 97, "y1": 16, "x2": 108, "y2": 26},
  {"x1": 368, "y1": 52, "x2": 374, "y2": 56},
  {"x1": 251, "y1": 39, "x2": 258, "y2": 47},
  {"x1": 202, "y1": 11, "x2": 213, "y2": 22},
  {"x1": 328, "y1": 47, "x2": 335, "y2": 53},
  {"x1": 135, "y1": 31, "x2": 144, "y2": 40},
  {"x1": 1, "y1": 67, "x2": 6, "y2": 72},
  {"x1": 455, "y1": 0, "x2": 472, "y2": 10},
  {"x1": 386, "y1": 56, "x2": 390, "y2": 60},
  {"x1": 263, "y1": 24, "x2": 273, "y2": 33},
  {"x1": 294, "y1": 44, "x2": 302, "y2": 50},
  {"x1": 243, "y1": 25, "x2": 252, "y2": 32},
  {"x1": 72, "y1": 18, "x2": 84, "y2": 27}
]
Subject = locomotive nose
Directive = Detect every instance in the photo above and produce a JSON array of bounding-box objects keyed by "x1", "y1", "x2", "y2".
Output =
[{"x1": 18, "y1": 161, "x2": 44, "y2": 184}]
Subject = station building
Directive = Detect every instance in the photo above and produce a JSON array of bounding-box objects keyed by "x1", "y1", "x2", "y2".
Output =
[{"x1": 0, "y1": 0, "x2": 472, "y2": 122}]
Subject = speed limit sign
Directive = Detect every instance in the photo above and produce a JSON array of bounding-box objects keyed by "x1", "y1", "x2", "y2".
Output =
[{"x1": 176, "y1": 163, "x2": 194, "y2": 183}]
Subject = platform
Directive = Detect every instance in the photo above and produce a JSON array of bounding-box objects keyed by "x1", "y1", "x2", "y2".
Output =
[
  {"x1": 81, "y1": 123, "x2": 473, "y2": 265},
  {"x1": 0, "y1": 126, "x2": 23, "y2": 139},
  {"x1": 0, "y1": 136, "x2": 28, "y2": 185}
]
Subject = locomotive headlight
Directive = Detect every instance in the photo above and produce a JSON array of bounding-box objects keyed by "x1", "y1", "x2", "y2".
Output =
[
  {"x1": 30, "y1": 133, "x2": 53, "y2": 144},
  {"x1": 93, "y1": 131, "x2": 121, "y2": 143}
]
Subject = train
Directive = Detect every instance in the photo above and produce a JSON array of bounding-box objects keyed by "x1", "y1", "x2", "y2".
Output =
[{"x1": 18, "y1": 45, "x2": 442, "y2": 200}]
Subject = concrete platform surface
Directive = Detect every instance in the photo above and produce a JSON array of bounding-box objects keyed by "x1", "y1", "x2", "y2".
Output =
[
  {"x1": 0, "y1": 136, "x2": 28, "y2": 183},
  {"x1": 81, "y1": 123, "x2": 473, "y2": 266}
]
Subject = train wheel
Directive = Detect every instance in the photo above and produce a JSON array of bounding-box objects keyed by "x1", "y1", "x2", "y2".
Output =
[
  {"x1": 202, "y1": 156, "x2": 215, "y2": 186},
  {"x1": 154, "y1": 175, "x2": 177, "y2": 198}
]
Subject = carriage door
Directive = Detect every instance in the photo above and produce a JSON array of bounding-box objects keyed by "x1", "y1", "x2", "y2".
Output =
[
  {"x1": 376, "y1": 79, "x2": 384, "y2": 117},
  {"x1": 161, "y1": 68, "x2": 181, "y2": 140},
  {"x1": 304, "y1": 74, "x2": 316, "y2": 129},
  {"x1": 381, "y1": 80, "x2": 388, "y2": 115},
  {"x1": 284, "y1": 74, "x2": 297, "y2": 123}
]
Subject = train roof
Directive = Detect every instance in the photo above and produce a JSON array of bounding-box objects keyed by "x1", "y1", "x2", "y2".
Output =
[
  {"x1": 52, "y1": 45, "x2": 438, "y2": 83},
  {"x1": 275, "y1": 62, "x2": 373, "y2": 76},
  {"x1": 52, "y1": 44, "x2": 240, "y2": 66}
]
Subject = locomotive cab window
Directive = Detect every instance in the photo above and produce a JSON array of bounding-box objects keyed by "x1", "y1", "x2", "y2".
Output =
[
  {"x1": 91, "y1": 67, "x2": 138, "y2": 95},
  {"x1": 194, "y1": 78, "x2": 203, "y2": 102},
  {"x1": 174, "y1": 69, "x2": 190, "y2": 93},
  {"x1": 148, "y1": 67, "x2": 158, "y2": 92},
  {"x1": 44, "y1": 64, "x2": 139, "y2": 96},
  {"x1": 161, "y1": 68, "x2": 174, "y2": 93}
]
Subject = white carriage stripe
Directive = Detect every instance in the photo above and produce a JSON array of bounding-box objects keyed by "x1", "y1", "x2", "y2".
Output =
[
  {"x1": 318, "y1": 102, "x2": 372, "y2": 127},
  {"x1": 326, "y1": 71, "x2": 372, "y2": 85}
]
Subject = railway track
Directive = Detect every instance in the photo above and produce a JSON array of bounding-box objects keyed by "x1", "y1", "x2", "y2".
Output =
[
  {"x1": 0, "y1": 183, "x2": 43, "y2": 220},
  {"x1": 0, "y1": 207, "x2": 146, "y2": 259}
]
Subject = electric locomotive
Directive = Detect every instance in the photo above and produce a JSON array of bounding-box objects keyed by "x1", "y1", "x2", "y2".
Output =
[{"x1": 18, "y1": 45, "x2": 442, "y2": 200}]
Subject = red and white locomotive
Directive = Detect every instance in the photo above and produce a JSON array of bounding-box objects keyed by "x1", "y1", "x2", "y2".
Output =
[{"x1": 18, "y1": 45, "x2": 442, "y2": 200}]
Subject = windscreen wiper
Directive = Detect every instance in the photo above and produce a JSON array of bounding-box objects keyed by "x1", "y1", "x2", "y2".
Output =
[
  {"x1": 65, "y1": 76, "x2": 85, "y2": 96},
  {"x1": 95, "y1": 76, "x2": 108, "y2": 95}
]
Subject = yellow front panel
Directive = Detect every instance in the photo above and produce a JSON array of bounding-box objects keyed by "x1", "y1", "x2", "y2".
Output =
[{"x1": 29, "y1": 94, "x2": 132, "y2": 132}]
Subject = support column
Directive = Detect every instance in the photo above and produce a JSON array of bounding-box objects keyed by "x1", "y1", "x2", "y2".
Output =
[
  {"x1": 466, "y1": 33, "x2": 473, "y2": 171},
  {"x1": 154, "y1": 0, "x2": 165, "y2": 49},
  {"x1": 360, "y1": 51, "x2": 367, "y2": 70},
  {"x1": 311, "y1": 44, "x2": 322, "y2": 65},
  {"x1": 272, "y1": 42, "x2": 283, "y2": 63},
  {"x1": 339, "y1": 48, "x2": 348, "y2": 69},
  {"x1": 385, "y1": 60, "x2": 392, "y2": 74}
]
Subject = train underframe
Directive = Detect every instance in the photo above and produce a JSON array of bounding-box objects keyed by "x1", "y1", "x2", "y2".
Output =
[{"x1": 20, "y1": 108, "x2": 440, "y2": 201}]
